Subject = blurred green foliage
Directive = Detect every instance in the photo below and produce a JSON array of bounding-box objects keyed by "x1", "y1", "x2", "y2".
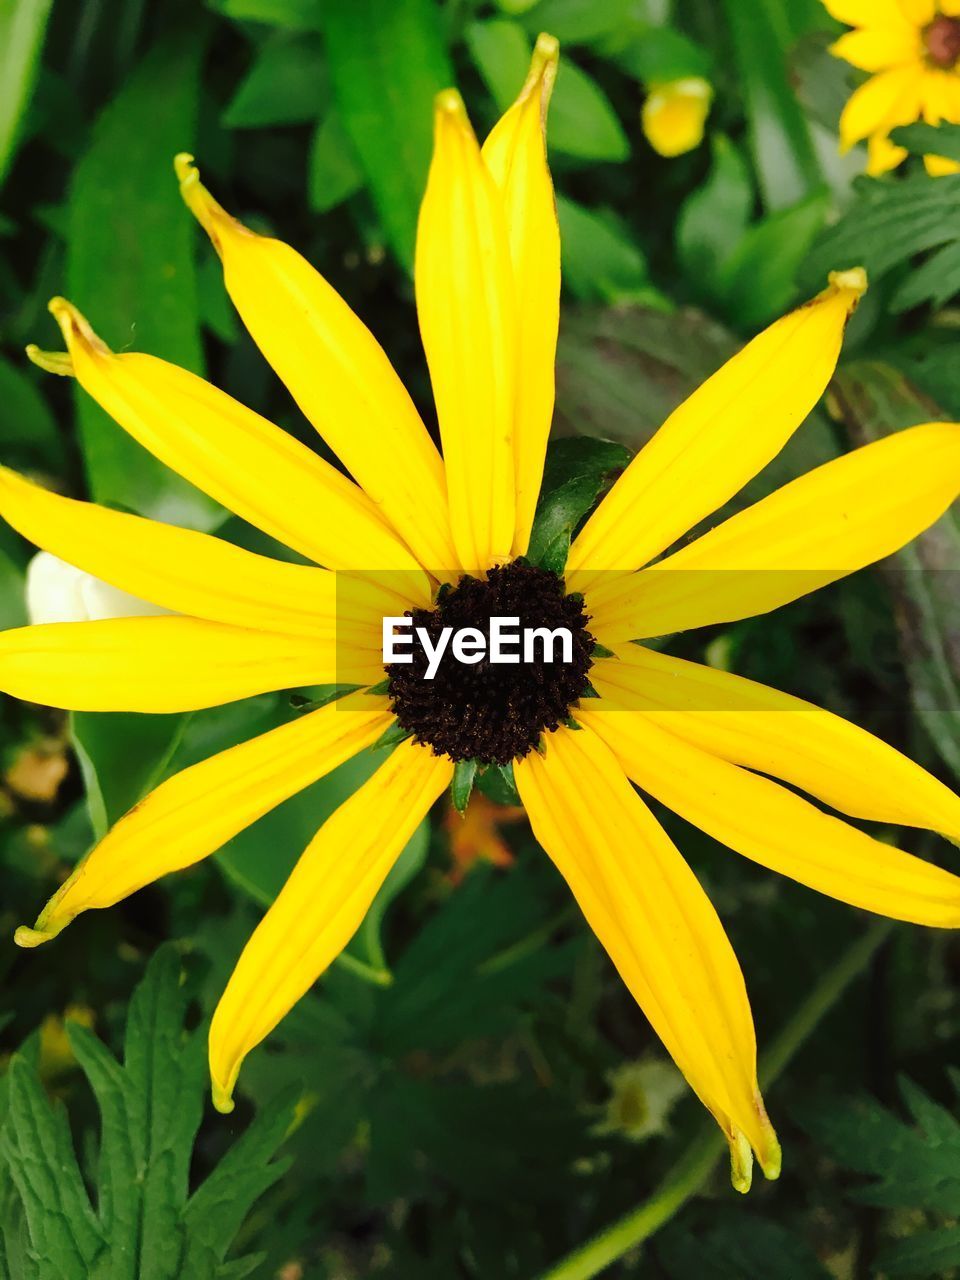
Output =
[{"x1": 1, "y1": 0, "x2": 960, "y2": 1276}]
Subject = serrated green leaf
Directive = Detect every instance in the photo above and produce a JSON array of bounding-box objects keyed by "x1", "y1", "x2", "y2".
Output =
[
  {"x1": 527, "y1": 436, "x2": 631, "y2": 573},
  {"x1": 801, "y1": 174, "x2": 960, "y2": 295},
  {"x1": 0, "y1": 0, "x2": 53, "y2": 190},
  {"x1": 451, "y1": 759, "x2": 478, "y2": 816},
  {"x1": 890, "y1": 238, "x2": 960, "y2": 313},
  {"x1": 66, "y1": 29, "x2": 221, "y2": 531},
  {"x1": 1, "y1": 1057, "x2": 104, "y2": 1277},
  {"x1": 659, "y1": 1213, "x2": 832, "y2": 1279},
  {"x1": 222, "y1": 32, "x2": 328, "y2": 128},
  {"x1": 322, "y1": 0, "x2": 454, "y2": 269},
  {"x1": 0, "y1": 947, "x2": 295, "y2": 1280},
  {"x1": 880, "y1": 1224, "x2": 960, "y2": 1277}
]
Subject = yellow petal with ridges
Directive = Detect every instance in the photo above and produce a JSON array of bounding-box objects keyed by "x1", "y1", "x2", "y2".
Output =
[
  {"x1": 0, "y1": 615, "x2": 381, "y2": 712},
  {"x1": 209, "y1": 739, "x2": 451, "y2": 1112},
  {"x1": 585, "y1": 421, "x2": 960, "y2": 642},
  {"x1": 515, "y1": 724, "x2": 779, "y2": 1191},
  {"x1": 591, "y1": 645, "x2": 960, "y2": 840},
  {"x1": 416, "y1": 91, "x2": 518, "y2": 571},
  {"x1": 0, "y1": 465, "x2": 344, "y2": 637},
  {"x1": 482, "y1": 33, "x2": 561, "y2": 557},
  {"x1": 566, "y1": 271, "x2": 866, "y2": 587},
  {"x1": 582, "y1": 706, "x2": 960, "y2": 928},
  {"x1": 175, "y1": 155, "x2": 457, "y2": 576},
  {"x1": 31, "y1": 299, "x2": 429, "y2": 596},
  {"x1": 14, "y1": 693, "x2": 391, "y2": 949}
]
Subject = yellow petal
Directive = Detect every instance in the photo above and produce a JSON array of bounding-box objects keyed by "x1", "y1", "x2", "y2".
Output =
[
  {"x1": 0, "y1": 616, "x2": 381, "y2": 711},
  {"x1": 175, "y1": 156, "x2": 457, "y2": 576},
  {"x1": 924, "y1": 152, "x2": 960, "y2": 174},
  {"x1": 32, "y1": 299, "x2": 429, "y2": 592},
  {"x1": 867, "y1": 130, "x2": 909, "y2": 174},
  {"x1": 838, "y1": 66, "x2": 924, "y2": 151},
  {"x1": 0, "y1": 465, "x2": 342, "y2": 637},
  {"x1": 416, "y1": 91, "x2": 518, "y2": 571},
  {"x1": 591, "y1": 645, "x2": 960, "y2": 840},
  {"x1": 582, "y1": 706, "x2": 960, "y2": 928},
  {"x1": 566, "y1": 271, "x2": 866, "y2": 586},
  {"x1": 823, "y1": 0, "x2": 914, "y2": 23},
  {"x1": 515, "y1": 724, "x2": 779, "y2": 1190},
  {"x1": 642, "y1": 78, "x2": 713, "y2": 158},
  {"x1": 585, "y1": 421, "x2": 960, "y2": 641},
  {"x1": 209, "y1": 739, "x2": 451, "y2": 1111},
  {"x1": 830, "y1": 27, "x2": 921, "y2": 72},
  {"x1": 899, "y1": 0, "x2": 935, "y2": 23},
  {"x1": 482, "y1": 34, "x2": 561, "y2": 557},
  {"x1": 14, "y1": 693, "x2": 391, "y2": 948}
]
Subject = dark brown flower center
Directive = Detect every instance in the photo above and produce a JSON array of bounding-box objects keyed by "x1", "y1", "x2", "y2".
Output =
[
  {"x1": 386, "y1": 561, "x2": 594, "y2": 766},
  {"x1": 925, "y1": 15, "x2": 960, "y2": 69}
]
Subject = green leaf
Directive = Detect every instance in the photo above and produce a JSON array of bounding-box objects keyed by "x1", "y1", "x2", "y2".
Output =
[
  {"x1": 831, "y1": 362, "x2": 960, "y2": 780},
  {"x1": 892, "y1": 120, "x2": 960, "y2": 164},
  {"x1": 66, "y1": 29, "x2": 221, "y2": 531},
  {"x1": 557, "y1": 196, "x2": 662, "y2": 305},
  {"x1": 890, "y1": 239, "x2": 960, "y2": 314},
  {"x1": 0, "y1": 948, "x2": 295, "y2": 1279},
  {"x1": 716, "y1": 189, "x2": 829, "y2": 329},
  {"x1": 551, "y1": 56, "x2": 630, "y2": 161},
  {"x1": 800, "y1": 173, "x2": 960, "y2": 296},
  {"x1": 322, "y1": 0, "x2": 454, "y2": 269},
  {"x1": 527, "y1": 436, "x2": 631, "y2": 574},
  {"x1": 308, "y1": 108, "x2": 364, "y2": 211},
  {"x1": 516, "y1": 0, "x2": 635, "y2": 44},
  {"x1": 0, "y1": 354, "x2": 64, "y2": 469},
  {"x1": 476, "y1": 760, "x2": 521, "y2": 805},
  {"x1": 0, "y1": 0, "x2": 53, "y2": 189},
  {"x1": 451, "y1": 759, "x2": 478, "y2": 816},
  {"x1": 720, "y1": 0, "x2": 822, "y2": 211},
  {"x1": 468, "y1": 21, "x2": 628, "y2": 162},
  {"x1": 659, "y1": 1213, "x2": 832, "y2": 1279},
  {"x1": 222, "y1": 32, "x2": 328, "y2": 128},
  {"x1": 212, "y1": 0, "x2": 322, "y2": 28},
  {"x1": 677, "y1": 134, "x2": 753, "y2": 299},
  {"x1": 616, "y1": 26, "x2": 712, "y2": 84},
  {"x1": 71, "y1": 711, "x2": 190, "y2": 841}
]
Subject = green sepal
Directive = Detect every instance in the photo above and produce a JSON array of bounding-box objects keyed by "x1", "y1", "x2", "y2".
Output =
[
  {"x1": 451, "y1": 759, "x2": 479, "y2": 816},
  {"x1": 476, "y1": 760, "x2": 521, "y2": 806},
  {"x1": 562, "y1": 717, "x2": 583, "y2": 731},
  {"x1": 579, "y1": 682, "x2": 601, "y2": 699},
  {"x1": 365, "y1": 678, "x2": 392, "y2": 696},
  {"x1": 527, "y1": 438, "x2": 632, "y2": 575},
  {"x1": 290, "y1": 684, "x2": 361, "y2": 712},
  {"x1": 372, "y1": 720, "x2": 412, "y2": 751},
  {"x1": 592, "y1": 642, "x2": 615, "y2": 659}
]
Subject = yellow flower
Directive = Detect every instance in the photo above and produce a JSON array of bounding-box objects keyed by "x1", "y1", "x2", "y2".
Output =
[
  {"x1": 5, "y1": 32, "x2": 960, "y2": 1193},
  {"x1": 641, "y1": 77, "x2": 713, "y2": 158},
  {"x1": 828, "y1": 0, "x2": 960, "y2": 175}
]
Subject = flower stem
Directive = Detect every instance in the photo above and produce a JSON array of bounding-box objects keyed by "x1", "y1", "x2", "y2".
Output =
[{"x1": 537, "y1": 920, "x2": 894, "y2": 1280}]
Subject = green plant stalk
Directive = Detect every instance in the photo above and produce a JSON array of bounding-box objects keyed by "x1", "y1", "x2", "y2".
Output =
[{"x1": 538, "y1": 919, "x2": 895, "y2": 1280}]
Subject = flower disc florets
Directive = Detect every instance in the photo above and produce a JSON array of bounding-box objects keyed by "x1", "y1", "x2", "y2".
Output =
[
  {"x1": 386, "y1": 561, "x2": 595, "y2": 765},
  {"x1": 925, "y1": 15, "x2": 960, "y2": 69}
]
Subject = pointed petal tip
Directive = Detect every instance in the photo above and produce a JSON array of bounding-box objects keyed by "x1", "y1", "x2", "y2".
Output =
[
  {"x1": 173, "y1": 151, "x2": 196, "y2": 184},
  {"x1": 435, "y1": 87, "x2": 467, "y2": 120}
]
